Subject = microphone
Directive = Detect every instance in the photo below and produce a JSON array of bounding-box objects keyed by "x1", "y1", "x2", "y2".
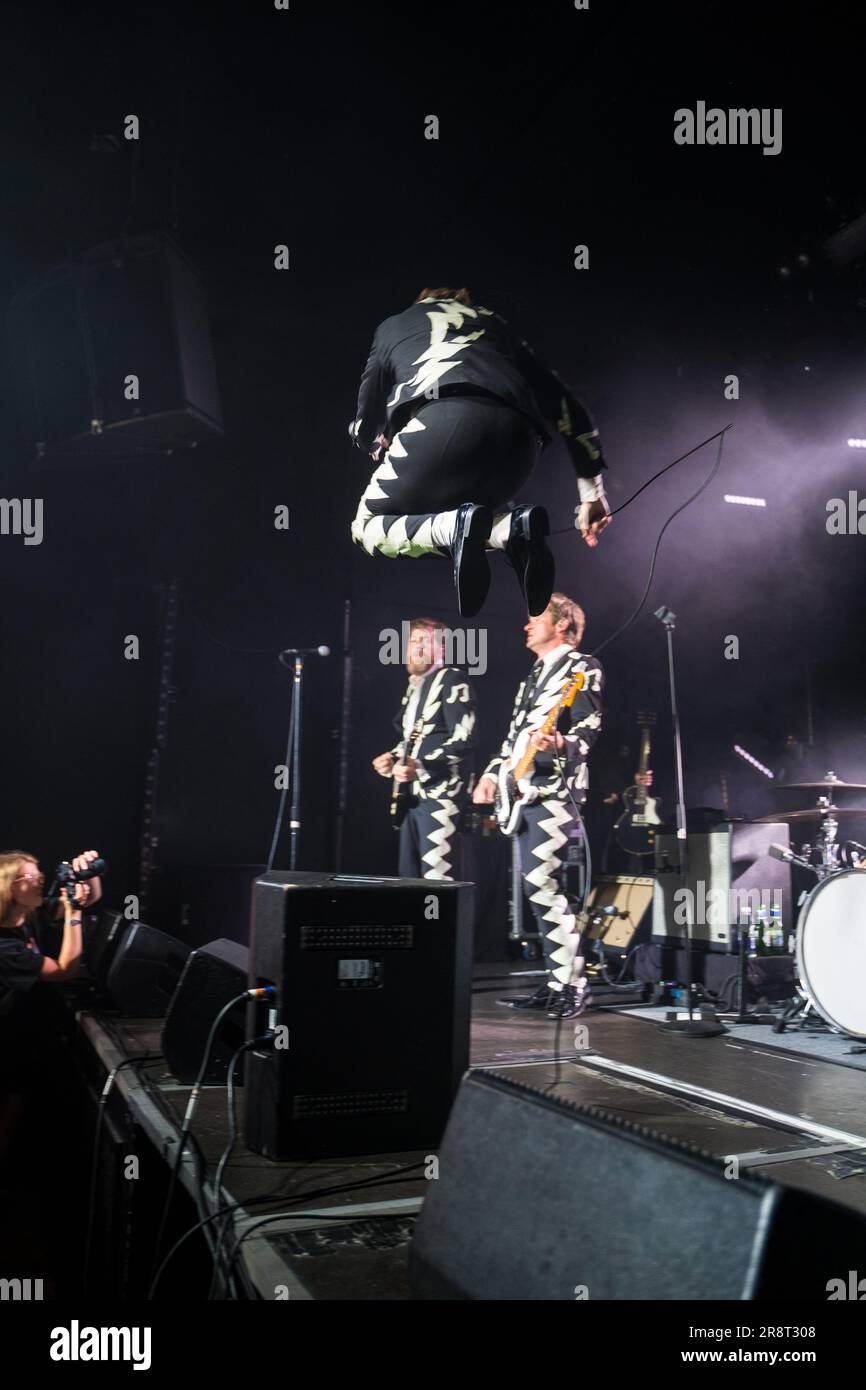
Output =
[
  {"x1": 768, "y1": 842, "x2": 813, "y2": 871},
  {"x1": 768, "y1": 842, "x2": 796, "y2": 862},
  {"x1": 279, "y1": 645, "x2": 330, "y2": 656}
]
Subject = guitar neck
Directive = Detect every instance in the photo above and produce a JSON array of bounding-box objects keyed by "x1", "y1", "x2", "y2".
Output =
[
  {"x1": 513, "y1": 705, "x2": 559, "y2": 780},
  {"x1": 632, "y1": 727, "x2": 651, "y2": 807}
]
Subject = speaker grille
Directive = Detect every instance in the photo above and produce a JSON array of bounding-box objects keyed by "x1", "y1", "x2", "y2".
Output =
[
  {"x1": 292, "y1": 1089, "x2": 409, "y2": 1118},
  {"x1": 299, "y1": 924, "x2": 414, "y2": 950}
]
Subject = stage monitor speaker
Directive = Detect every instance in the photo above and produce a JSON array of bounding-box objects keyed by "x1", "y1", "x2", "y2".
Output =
[
  {"x1": 9, "y1": 232, "x2": 223, "y2": 464},
  {"x1": 244, "y1": 871, "x2": 474, "y2": 1159},
  {"x1": 84, "y1": 908, "x2": 130, "y2": 991},
  {"x1": 584, "y1": 875, "x2": 653, "y2": 950},
  {"x1": 652, "y1": 820, "x2": 791, "y2": 951},
  {"x1": 162, "y1": 939, "x2": 250, "y2": 1084},
  {"x1": 105, "y1": 922, "x2": 191, "y2": 1018},
  {"x1": 410, "y1": 1070, "x2": 866, "y2": 1300}
]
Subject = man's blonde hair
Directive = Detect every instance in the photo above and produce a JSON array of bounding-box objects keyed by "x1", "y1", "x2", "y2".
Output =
[{"x1": 548, "y1": 592, "x2": 585, "y2": 646}]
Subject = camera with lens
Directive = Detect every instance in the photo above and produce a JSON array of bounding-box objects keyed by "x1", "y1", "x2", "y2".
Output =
[{"x1": 55, "y1": 856, "x2": 107, "y2": 901}]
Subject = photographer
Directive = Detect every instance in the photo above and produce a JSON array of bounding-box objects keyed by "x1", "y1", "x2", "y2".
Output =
[{"x1": 0, "y1": 848, "x2": 102, "y2": 1164}]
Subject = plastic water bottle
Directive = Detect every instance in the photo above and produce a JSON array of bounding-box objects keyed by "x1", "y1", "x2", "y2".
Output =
[
  {"x1": 769, "y1": 902, "x2": 784, "y2": 954},
  {"x1": 743, "y1": 906, "x2": 757, "y2": 955},
  {"x1": 755, "y1": 905, "x2": 769, "y2": 956}
]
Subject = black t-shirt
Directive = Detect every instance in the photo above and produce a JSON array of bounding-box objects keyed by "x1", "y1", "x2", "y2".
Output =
[
  {"x1": 0, "y1": 909, "x2": 67, "y2": 1091},
  {"x1": 0, "y1": 920, "x2": 45, "y2": 1013}
]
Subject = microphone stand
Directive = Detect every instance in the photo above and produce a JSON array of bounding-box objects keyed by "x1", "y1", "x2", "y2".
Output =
[
  {"x1": 272, "y1": 649, "x2": 312, "y2": 872},
  {"x1": 654, "y1": 605, "x2": 725, "y2": 1039},
  {"x1": 288, "y1": 654, "x2": 304, "y2": 871}
]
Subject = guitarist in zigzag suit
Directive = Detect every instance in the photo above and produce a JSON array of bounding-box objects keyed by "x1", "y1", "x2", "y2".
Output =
[
  {"x1": 372, "y1": 617, "x2": 476, "y2": 881},
  {"x1": 473, "y1": 594, "x2": 603, "y2": 1020}
]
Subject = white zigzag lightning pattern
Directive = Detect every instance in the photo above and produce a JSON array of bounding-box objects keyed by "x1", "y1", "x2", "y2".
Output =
[
  {"x1": 387, "y1": 301, "x2": 488, "y2": 409},
  {"x1": 421, "y1": 798, "x2": 459, "y2": 879},
  {"x1": 350, "y1": 417, "x2": 442, "y2": 556},
  {"x1": 524, "y1": 800, "x2": 581, "y2": 987}
]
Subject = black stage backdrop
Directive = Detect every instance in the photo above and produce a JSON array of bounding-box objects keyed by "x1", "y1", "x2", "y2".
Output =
[{"x1": 1, "y1": 0, "x2": 864, "y2": 944}]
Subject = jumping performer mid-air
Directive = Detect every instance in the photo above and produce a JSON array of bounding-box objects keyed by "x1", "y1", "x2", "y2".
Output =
[{"x1": 349, "y1": 287, "x2": 612, "y2": 618}]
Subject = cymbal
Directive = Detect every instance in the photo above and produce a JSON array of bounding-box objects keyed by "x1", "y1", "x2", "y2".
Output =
[
  {"x1": 780, "y1": 779, "x2": 866, "y2": 792},
  {"x1": 757, "y1": 806, "x2": 866, "y2": 823}
]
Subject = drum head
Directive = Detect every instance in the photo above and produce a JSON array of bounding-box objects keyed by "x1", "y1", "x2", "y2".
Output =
[{"x1": 796, "y1": 869, "x2": 866, "y2": 1037}]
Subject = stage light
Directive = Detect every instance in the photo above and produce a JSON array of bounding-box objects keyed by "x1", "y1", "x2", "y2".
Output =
[
  {"x1": 847, "y1": 439, "x2": 866, "y2": 448},
  {"x1": 733, "y1": 745, "x2": 774, "y2": 779},
  {"x1": 723, "y1": 495, "x2": 766, "y2": 507}
]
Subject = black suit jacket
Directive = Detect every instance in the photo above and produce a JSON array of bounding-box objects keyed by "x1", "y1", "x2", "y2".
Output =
[
  {"x1": 391, "y1": 665, "x2": 477, "y2": 804},
  {"x1": 350, "y1": 297, "x2": 606, "y2": 479}
]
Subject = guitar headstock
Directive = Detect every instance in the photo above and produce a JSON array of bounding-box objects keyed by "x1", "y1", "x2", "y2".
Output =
[{"x1": 560, "y1": 672, "x2": 586, "y2": 710}]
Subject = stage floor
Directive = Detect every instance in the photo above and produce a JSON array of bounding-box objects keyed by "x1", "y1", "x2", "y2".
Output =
[
  {"x1": 475, "y1": 963, "x2": 866, "y2": 1213},
  {"x1": 72, "y1": 966, "x2": 866, "y2": 1300},
  {"x1": 203, "y1": 964, "x2": 866, "y2": 1298}
]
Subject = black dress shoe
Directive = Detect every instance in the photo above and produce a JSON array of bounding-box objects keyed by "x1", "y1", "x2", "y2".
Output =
[
  {"x1": 504, "y1": 505, "x2": 554, "y2": 616},
  {"x1": 496, "y1": 983, "x2": 553, "y2": 1010},
  {"x1": 450, "y1": 503, "x2": 493, "y2": 617},
  {"x1": 546, "y1": 984, "x2": 591, "y2": 1020}
]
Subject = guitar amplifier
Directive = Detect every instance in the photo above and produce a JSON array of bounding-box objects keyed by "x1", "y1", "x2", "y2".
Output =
[
  {"x1": 652, "y1": 821, "x2": 792, "y2": 951},
  {"x1": 584, "y1": 875, "x2": 654, "y2": 950}
]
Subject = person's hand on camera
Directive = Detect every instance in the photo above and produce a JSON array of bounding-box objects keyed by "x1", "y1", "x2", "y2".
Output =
[
  {"x1": 59, "y1": 885, "x2": 84, "y2": 919},
  {"x1": 71, "y1": 849, "x2": 99, "y2": 874},
  {"x1": 70, "y1": 848, "x2": 102, "y2": 907}
]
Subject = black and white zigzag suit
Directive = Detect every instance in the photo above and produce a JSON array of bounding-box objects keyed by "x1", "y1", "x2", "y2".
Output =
[
  {"x1": 392, "y1": 664, "x2": 476, "y2": 880},
  {"x1": 482, "y1": 645, "x2": 604, "y2": 989},
  {"x1": 349, "y1": 297, "x2": 606, "y2": 557}
]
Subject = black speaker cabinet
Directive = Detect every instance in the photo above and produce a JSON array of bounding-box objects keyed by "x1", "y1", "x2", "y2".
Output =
[
  {"x1": 162, "y1": 939, "x2": 250, "y2": 1084},
  {"x1": 244, "y1": 871, "x2": 474, "y2": 1159},
  {"x1": 9, "y1": 232, "x2": 223, "y2": 463},
  {"x1": 105, "y1": 922, "x2": 190, "y2": 1018},
  {"x1": 84, "y1": 908, "x2": 130, "y2": 991},
  {"x1": 652, "y1": 820, "x2": 792, "y2": 950},
  {"x1": 410, "y1": 1070, "x2": 866, "y2": 1300}
]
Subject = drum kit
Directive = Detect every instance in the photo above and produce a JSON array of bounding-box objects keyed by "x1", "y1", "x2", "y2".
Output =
[{"x1": 757, "y1": 773, "x2": 866, "y2": 1038}]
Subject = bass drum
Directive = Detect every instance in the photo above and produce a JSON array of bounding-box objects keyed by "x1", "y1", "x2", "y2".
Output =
[{"x1": 796, "y1": 869, "x2": 866, "y2": 1038}]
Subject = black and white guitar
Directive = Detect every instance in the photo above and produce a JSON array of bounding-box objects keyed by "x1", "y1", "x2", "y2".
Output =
[
  {"x1": 613, "y1": 712, "x2": 661, "y2": 856},
  {"x1": 494, "y1": 671, "x2": 586, "y2": 836}
]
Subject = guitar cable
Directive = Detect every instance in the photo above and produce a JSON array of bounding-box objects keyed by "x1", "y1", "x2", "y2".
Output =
[
  {"x1": 587, "y1": 424, "x2": 730, "y2": 661},
  {"x1": 542, "y1": 427, "x2": 730, "y2": 1067}
]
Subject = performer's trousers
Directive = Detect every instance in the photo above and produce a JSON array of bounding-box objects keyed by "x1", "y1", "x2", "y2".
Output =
[
  {"x1": 519, "y1": 798, "x2": 585, "y2": 992},
  {"x1": 352, "y1": 395, "x2": 539, "y2": 558},
  {"x1": 398, "y1": 796, "x2": 461, "y2": 881}
]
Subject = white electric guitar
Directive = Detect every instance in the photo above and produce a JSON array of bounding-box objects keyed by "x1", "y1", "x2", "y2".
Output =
[{"x1": 494, "y1": 671, "x2": 586, "y2": 836}]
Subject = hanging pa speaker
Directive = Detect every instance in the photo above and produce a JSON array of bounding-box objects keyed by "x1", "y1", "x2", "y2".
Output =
[
  {"x1": 409, "y1": 1070, "x2": 866, "y2": 1300},
  {"x1": 8, "y1": 232, "x2": 223, "y2": 464},
  {"x1": 162, "y1": 939, "x2": 251, "y2": 1084}
]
